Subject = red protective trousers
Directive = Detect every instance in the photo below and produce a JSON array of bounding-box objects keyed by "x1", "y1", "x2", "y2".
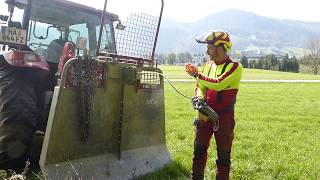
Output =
[{"x1": 192, "y1": 110, "x2": 235, "y2": 180}]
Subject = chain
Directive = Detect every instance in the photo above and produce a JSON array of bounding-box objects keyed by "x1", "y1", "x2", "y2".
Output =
[
  {"x1": 75, "y1": 56, "x2": 97, "y2": 142},
  {"x1": 75, "y1": 57, "x2": 84, "y2": 140},
  {"x1": 87, "y1": 57, "x2": 98, "y2": 141},
  {"x1": 118, "y1": 88, "x2": 124, "y2": 159},
  {"x1": 117, "y1": 68, "x2": 126, "y2": 159}
]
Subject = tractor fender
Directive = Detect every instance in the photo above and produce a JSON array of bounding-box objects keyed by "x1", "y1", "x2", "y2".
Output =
[
  {"x1": 1, "y1": 50, "x2": 50, "y2": 72},
  {"x1": 0, "y1": 50, "x2": 50, "y2": 81}
]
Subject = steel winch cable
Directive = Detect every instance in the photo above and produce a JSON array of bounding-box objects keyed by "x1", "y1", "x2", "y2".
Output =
[
  {"x1": 156, "y1": 72, "x2": 193, "y2": 100},
  {"x1": 156, "y1": 72, "x2": 220, "y2": 131}
]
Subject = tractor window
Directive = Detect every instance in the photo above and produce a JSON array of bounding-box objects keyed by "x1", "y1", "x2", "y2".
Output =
[
  {"x1": 22, "y1": 0, "x2": 117, "y2": 58},
  {"x1": 96, "y1": 23, "x2": 116, "y2": 53},
  {"x1": 69, "y1": 23, "x2": 89, "y2": 52},
  {"x1": 27, "y1": 21, "x2": 64, "y2": 63}
]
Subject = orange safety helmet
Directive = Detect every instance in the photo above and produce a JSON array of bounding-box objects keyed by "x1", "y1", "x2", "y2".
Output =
[{"x1": 196, "y1": 30, "x2": 232, "y2": 52}]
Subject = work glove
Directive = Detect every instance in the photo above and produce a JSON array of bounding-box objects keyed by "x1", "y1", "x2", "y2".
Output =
[{"x1": 185, "y1": 63, "x2": 198, "y2": 77}]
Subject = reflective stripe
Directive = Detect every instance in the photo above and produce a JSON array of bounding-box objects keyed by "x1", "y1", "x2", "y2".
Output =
[{"x1": 197, "y1": 60, "x2": 242, "y2": 91}]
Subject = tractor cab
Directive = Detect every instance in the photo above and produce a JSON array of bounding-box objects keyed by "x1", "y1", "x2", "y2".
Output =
[
  {"x1": 1, "y1": 0, "x2": 119, "y2": 90},
  {"x1": 1, "y1": 0, "x2": 118, "y2": 54},
  {"x1": 26, "y1": 0, "x2": 118, "y2": 59}
]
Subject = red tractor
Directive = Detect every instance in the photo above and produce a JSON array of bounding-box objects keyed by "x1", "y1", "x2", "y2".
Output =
[{"x1": 0, "y1": 0, "x2": 121, "y2": 168}]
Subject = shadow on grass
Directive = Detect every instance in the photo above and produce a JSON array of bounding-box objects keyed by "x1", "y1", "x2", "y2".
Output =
[
  {"x1": 2, "y1": 158, "x2": 189, "y2": 180},
  {"x1": 136, "y1": 160, "x2": 190, "y2": 180}
]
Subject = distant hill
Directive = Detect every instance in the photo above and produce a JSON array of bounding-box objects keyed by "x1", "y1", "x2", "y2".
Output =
[{"x1": 156, "y1": 9, "x2": 320, "y2": 57}]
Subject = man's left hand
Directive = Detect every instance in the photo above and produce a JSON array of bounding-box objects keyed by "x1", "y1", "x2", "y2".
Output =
[{"x1": 191, "y1": 96, "x2": 203, "y2": 109}]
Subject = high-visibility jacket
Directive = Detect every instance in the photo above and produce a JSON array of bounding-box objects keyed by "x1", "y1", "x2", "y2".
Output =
[{"x1": 195, "y1": 57, "x2": 243, "y2": 113}]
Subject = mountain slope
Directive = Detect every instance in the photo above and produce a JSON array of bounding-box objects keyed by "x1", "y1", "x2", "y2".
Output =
[{"x1": 157, "y1": 9, "x2": 320, "y2": 56}]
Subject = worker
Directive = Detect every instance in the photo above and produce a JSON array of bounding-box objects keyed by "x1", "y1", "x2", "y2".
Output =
[{"x1": 185, "y1": 30, "x2": 243, "y2": 180}]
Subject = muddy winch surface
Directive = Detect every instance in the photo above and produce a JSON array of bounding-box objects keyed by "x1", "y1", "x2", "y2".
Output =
[
  {"x1": 40, "y1": 58, "x2": 171, "y2": 179},
  {"x1": 39, "y1": 0, "x2": 171, "y2": 179}
]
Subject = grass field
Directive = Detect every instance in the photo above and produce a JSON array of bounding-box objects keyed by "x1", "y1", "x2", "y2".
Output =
[
  {"x1": 158, "y1": 65, "x2": 320, "y2": 80},
  {"x1": 140, "y1": 82, "x2": 320, "y2": 179}
]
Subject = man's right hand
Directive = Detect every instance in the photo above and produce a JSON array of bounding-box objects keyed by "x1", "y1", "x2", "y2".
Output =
[{"x1": 185, "y1": 63, "x2": 198, "y2": 77}]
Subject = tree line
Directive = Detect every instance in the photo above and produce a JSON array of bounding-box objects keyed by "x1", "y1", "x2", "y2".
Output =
[
  {"x1": 155, "y1": 52, "x2": 194, "y2": 65},
  {"x1": 241, "y1": 37, "x2": 320, "y2": 75},
  {"x1": 240, "y1": 54, "x2": 299, "y2": 73}
]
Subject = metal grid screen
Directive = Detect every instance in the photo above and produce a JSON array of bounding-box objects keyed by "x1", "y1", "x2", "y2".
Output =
[
  {"x1": 139, "y1": 70, "x2": 160, "y2": 85},
  {"x1": 115, "y1": 13, "x2": 158, "y2": 59}
]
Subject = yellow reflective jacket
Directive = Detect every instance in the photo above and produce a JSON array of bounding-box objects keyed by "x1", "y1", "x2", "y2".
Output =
[{"x1": 195, "y1": 57, "x2": 243, "y2": 112}]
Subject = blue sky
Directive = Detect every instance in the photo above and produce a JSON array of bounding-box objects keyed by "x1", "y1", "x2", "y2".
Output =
[{"x1": 1, "y1": 0, "x2": 320, "y2": 22}]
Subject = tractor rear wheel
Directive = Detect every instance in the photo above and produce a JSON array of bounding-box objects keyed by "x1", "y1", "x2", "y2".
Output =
[{"x1": 0, "y1": 65, "x2": 38, "y2": 168}]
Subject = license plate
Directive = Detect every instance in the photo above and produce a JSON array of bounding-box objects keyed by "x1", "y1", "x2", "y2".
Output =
[{"x1": 0, "y1": 26, "x2": 27, "y2": 45}]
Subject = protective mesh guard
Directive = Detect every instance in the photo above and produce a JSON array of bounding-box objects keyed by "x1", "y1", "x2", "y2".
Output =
[{"x1": 115, "y1": 13, "x2": 158, "y2": 59}]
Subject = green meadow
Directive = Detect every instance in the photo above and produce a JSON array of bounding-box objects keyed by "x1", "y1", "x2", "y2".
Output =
[
  {"x1": 140, "y1": 67, "x2": 320, "y2": 179},
  {"x1": 7, "y1": 67, "x2": 320, "y2": 180}
]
